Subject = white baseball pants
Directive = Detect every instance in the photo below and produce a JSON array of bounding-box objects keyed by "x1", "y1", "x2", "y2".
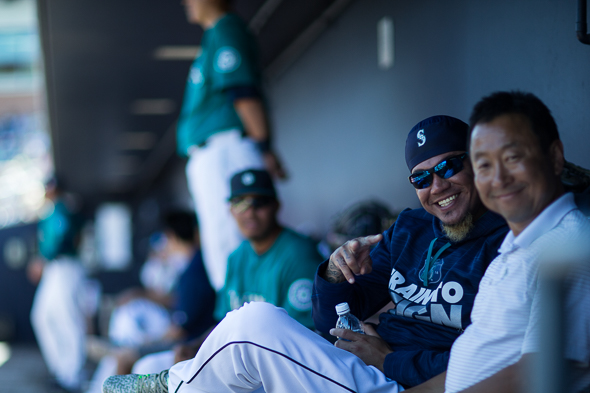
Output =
[
  {"x1": 30, "y1": 258, "x2": 87, "y2": 391},
  {"x1": 185, "y1": 130, "x2": 264, "y2": 291},
  {"x1": 132, "y1": 350, "x2": 176, "y2": 374},
  {"x1": 169, "y1": 302, "x2": 402, "y2": 393}
]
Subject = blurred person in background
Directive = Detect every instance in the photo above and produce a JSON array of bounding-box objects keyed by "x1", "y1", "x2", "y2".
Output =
[
  {"x1": 107, "y1": 169, "x2": 322, "y2": 383},
  {"x1": 108, "y1": 213, "x2": 215, "y2": 350},
  {"x1": 212, "y1": 169, "x2": 320, "y2": 330},
  {"x1": 85, "y1": 211, "x2": 215, "y2": 393},
  {"x1": 177, "y1": 0, "x2": 286, "y2": 297},
  {"x1": 28, "y1": 177, "x2": 90, "y2": 392}
]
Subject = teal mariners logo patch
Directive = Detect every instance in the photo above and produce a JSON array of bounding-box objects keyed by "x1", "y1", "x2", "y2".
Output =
[
  {"x1": 189, "y1": 65, "x2": 204, "y2": 85},
  {"x1": 288, "y1": 278, "x2": 313, "y2": 311},
  {"x1": 419, "y1": 257, "x2": 444, "y2": 285},
  {"x1": 214, "y1": 47, "x2": 241, "y2": 73}
]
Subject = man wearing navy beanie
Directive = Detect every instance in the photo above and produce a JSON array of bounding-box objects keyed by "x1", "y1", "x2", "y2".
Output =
[
  {"x1": 405, "y1": 115, "x2": 469, "y2": 171},
  {"x1": 104, "y1": 116, "x2": 509, "y2": 393},
  {"x1": 404, "y1": 115, "x2": 484, "y2": 242}
]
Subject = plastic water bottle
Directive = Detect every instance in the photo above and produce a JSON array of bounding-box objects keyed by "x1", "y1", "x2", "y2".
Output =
[{"x1": 335, "y1": 302, "x2": 364, "y2": 340}]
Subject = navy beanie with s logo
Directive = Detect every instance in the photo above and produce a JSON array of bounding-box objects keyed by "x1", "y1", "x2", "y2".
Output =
[{"x1": 404, "y1": 115, "x2": 469, "y2": 172}]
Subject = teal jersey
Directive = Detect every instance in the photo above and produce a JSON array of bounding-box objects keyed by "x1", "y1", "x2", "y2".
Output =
[
  {"x1": 215, "y1": 228, "x2": 323, "y2": 329},
  {"x1": 38, "y1": 200, "x2": 77, "y2": 261},
  {"x1": 177, "y1": 14, "x2": 260, "y2": 156}
]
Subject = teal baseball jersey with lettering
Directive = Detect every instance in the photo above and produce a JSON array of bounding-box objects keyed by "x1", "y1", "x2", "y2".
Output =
[
  {"x1": 215, "y1": 228, "x2": 323, "y2": 329},
  {"x1": 177, "y1": 13, "x2": 260, "y2": 156}
]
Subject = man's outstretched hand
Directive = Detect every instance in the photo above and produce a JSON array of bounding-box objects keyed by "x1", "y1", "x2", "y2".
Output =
[
  {"x1": 330, "y1": 323, "x2": 392, "y2": 373},
  {"x1": 324, "y1": 234, "x2": 383, "y2": 284}
]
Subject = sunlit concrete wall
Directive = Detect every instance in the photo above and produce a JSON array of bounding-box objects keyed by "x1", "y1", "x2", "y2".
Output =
[{"x1": 266, "y1": 0, "x2": 590, "y2": 237}]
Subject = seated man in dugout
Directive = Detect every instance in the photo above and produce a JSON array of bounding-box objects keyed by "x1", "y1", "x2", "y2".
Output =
[
  {"x1": 406, "y1": 91, "x2": 590, "y2": 393},
  {"x1": 102, "y1": 114, "x2": 510, "y2": 392},
  {"x1": 117, "y1": 168, "x2": 323, "y2": 377}
]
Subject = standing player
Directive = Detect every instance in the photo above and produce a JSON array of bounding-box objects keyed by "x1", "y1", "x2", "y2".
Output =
[
  {"x1": 178, "y1": 0, "x2": 285, "y2": 292},
  {"x1": 29, "y1": 179, "x2": 87, "y2": 392}
]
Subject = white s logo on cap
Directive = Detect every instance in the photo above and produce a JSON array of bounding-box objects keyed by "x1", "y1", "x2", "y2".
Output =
[
  {"x1": 241, "y1": 172, "x2": 255, "y2": 186},
  {"x1": 417, "y1": 129, "x2": 426, "y2": 147}
]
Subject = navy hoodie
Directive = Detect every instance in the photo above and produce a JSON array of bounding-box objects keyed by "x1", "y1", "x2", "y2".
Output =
[{"x1": 312, "y1": 208, "x2": 508, "y2": 387}]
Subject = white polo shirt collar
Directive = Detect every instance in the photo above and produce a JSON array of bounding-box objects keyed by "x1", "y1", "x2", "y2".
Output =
[{"x1": 498, "y1": 192, "x2": 577, "y2": 255}]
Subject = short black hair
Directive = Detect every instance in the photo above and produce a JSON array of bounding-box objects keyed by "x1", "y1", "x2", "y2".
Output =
[
  {"x1": 45, "y1": 175, "x2": 66, "y2": 192},
  {"x1": 163, "y1": 211, "x2": 197, "y2": 243},
  {"x1": 468, "y1": 91, "x2": 560, "y2": 153}
]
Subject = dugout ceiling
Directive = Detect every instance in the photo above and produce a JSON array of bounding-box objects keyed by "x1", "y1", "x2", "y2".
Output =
[{"x1": 36, "y1": 0, "x2": 350, "y2": 206}]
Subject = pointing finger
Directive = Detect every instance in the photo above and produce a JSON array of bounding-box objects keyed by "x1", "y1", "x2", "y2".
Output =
[
  {"x1": 360, "y1": 234, "x2": 383, "y2": 247},
  {"x1": 341, "y1": 245, "x2": 361, "y2": 275},
  {"x1": 332, "y1": 253, "x2": 356, "y2": 284}
]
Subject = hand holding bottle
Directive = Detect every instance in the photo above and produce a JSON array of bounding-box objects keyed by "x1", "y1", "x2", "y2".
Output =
[{"x1": 330, "y1": 310, "x2": 392, "y2": 373}]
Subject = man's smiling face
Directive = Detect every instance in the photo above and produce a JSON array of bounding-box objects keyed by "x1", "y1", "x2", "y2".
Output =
[
  {"x1": 413, "y1": 150, "x2": 485, "y2": 226},
  {"x1": 470, "y1": 113, "x2": 564, "y2": 236}
]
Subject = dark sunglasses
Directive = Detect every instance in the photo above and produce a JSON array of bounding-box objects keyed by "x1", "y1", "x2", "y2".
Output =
[
  {"x1": 408, "y1": 153, "x2": 467, "y2": 190},
  {"x1": 230, "y1": 196, "x2": 275, "y2": 213}
]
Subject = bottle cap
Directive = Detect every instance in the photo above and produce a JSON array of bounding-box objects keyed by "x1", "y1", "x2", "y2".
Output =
[{"x1": 335, "y1": 302, "x2": 350, "y2": 315}]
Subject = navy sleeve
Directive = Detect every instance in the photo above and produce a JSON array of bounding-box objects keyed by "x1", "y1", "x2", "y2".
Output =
[
  {"x1": 312, "y1": 224, "x2": 398, "y2": 335},
  {"x1": 383, "y1": 349, "x2": 449, "y2": 387},
  {"x1": 174, "y1": 251, "x2": 217, "y2": 337},
  {"x1": 311, "y1": 261, "x2": 354, "y2": 334}
]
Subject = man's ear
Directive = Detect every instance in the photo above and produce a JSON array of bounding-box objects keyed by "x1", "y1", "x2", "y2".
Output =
[{"x1": 549, "y1": 139, "x2": 565, "y2": 176}]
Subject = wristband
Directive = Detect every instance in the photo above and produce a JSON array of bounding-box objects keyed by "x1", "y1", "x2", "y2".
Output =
[{"x1": 255, "y1": 139, "x2": 271, "y2": 153}]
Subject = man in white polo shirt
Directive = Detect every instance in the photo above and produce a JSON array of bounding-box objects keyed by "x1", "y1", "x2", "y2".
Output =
[{"x1": 406, "y1": 91, "x2": 590, "y2": 393}]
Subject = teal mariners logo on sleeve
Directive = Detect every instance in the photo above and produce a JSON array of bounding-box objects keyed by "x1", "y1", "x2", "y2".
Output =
[
  {"x1": 189, "y1": 66, "x2": 204, "y2": 85},
  {"x1": 288, "y1": 278, "x2": 313, "y2": 311},
  {"x1": 214, "y1": 47, "x2": 241, "y2": 73}
]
